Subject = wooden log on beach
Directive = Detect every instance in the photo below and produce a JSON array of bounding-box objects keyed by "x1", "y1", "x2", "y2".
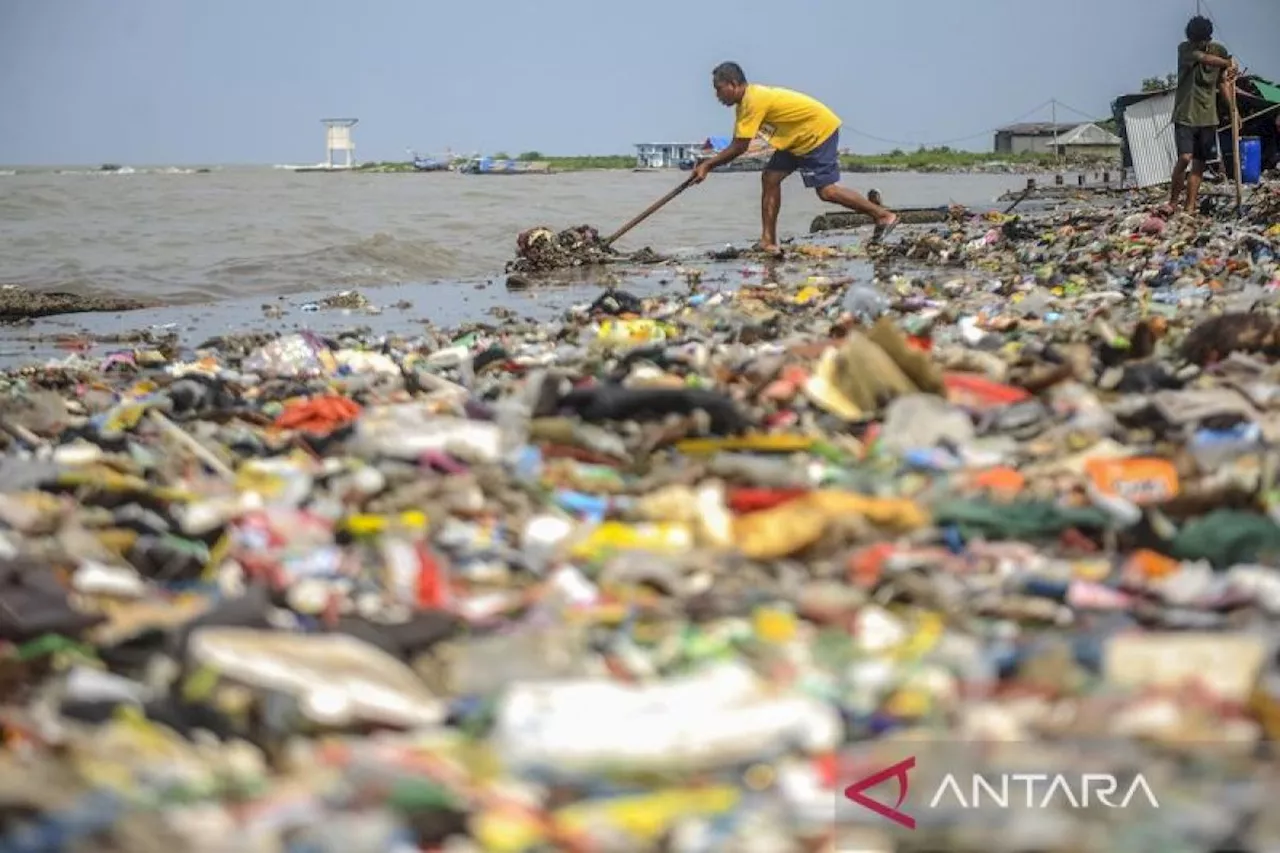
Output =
[{"x1": 809, "y1": 207, "x2": 954, "y2": 234}]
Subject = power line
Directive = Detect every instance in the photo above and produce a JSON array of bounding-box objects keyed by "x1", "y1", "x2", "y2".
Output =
[
  {"x1": 842, "y1": 97, "x2": 1108, "y2": 151},
  {"x1": 1200, "y1": 0, "x2": 1225, "y2": 36},
  {"x1": 1052, "y1": 99, "x2": 1105, "y2": 122},
  {"x1": 841, "y1": 100, "x2": 1054, "y2": 149}
]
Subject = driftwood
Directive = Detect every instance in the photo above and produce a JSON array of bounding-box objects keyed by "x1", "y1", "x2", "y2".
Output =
[{"x1": 809, "y1": 207, "x2": 956, "y2": 234}]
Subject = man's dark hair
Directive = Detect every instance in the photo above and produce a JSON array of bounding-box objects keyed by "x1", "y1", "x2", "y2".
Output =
[
  {"x1": 712, "y1": 62, "x2": 747, "y2": 86},
  {"x1": 1186, "y1": 15, "x2": 1213, "y2": 42}
]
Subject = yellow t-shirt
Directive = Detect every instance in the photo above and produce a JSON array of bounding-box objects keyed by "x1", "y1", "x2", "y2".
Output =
[{"x1": 733, "y1": 84, "x2": 841, "y2": 155}]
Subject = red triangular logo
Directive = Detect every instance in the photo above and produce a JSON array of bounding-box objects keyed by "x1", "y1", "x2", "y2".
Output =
[{"x1": 843, "y1": 756, "x2": 916, "y2": 830}]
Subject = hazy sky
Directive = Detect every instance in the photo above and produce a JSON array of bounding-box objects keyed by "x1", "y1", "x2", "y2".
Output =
[{"x1": 2, "y1": 0, "x2": 1277, "y2": 165}]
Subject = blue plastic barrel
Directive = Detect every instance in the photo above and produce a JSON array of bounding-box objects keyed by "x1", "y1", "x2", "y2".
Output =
[{"x1": 1240, "y1": 136, "x2": 1263, "y2": 184}]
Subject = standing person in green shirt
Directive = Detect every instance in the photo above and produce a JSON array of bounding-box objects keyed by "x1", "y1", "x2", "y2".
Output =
[{"x1": 1170, "y1": 15, "x2": 1238, "y2": 213}]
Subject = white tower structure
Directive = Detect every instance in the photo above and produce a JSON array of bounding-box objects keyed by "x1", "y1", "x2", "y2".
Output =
[{"x1": 322, "y1": 118, "x2": 358, "y2": 169}]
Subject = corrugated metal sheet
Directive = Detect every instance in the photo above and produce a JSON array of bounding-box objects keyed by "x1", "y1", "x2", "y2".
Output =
[{"x1": 1124, "y1": 92, "x2": 1178, "y2": 188}]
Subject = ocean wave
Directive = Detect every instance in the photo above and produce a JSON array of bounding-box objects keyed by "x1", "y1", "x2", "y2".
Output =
[
  {"x1": 202, "y1": 232, "x2": 466, "y2": 296},
  {"x1": 2, "y1": 233, "x2": 468, "y2": 305},
  {"x1": 0, "y1": 189, "x2": 66, "y2": 215}
]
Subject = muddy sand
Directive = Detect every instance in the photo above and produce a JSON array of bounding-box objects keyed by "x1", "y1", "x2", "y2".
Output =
[{"x1": 0, "y1": 287, "x2": 153, "y2": 322}]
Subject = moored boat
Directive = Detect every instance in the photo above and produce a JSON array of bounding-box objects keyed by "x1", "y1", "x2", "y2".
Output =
[
  {"x1": 677, "y1": 135, "x2": 772, "y2": 173},
  {"x1": 411, "y1": 157, "x2": 451, "y2": 172},
  {"x1": 678, "y1": 156, "x2": 767, "y2": 173},
  {"x1": 409, "y1": 149, "x2": 453, "y2": 172},
  {"x1": 459, "y1": 157, "x2": 552, "y2": 175}
]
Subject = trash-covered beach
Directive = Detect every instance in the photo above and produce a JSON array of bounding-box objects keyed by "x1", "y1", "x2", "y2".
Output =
[{"x1": 2, "y1": 181, "x2": 1280, "y2": 852}]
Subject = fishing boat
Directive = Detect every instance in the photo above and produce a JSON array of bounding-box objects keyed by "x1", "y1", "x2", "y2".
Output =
[
  {"x1": 458, "y1": 156, "x2": 552, "y2": 175},
  {"x1": 409, "y1": 149, "x2": 453, "y2": 172},
  {"x1": 679, "y1": 156, "x2": 767, "y2": 173},
  {"x1": 678, "y1": 135, "x2": 772, "y2": 173}
]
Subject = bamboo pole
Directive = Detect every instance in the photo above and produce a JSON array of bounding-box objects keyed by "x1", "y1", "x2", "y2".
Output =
[
  {"x1": 1226, "y1": 75, "x2": 1243, "y2": 214},
  {"x1": 602, "y1": 178, "x2": 696, "y2": 248}
]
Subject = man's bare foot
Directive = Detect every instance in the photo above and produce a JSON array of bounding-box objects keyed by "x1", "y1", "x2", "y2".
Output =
[
  {"x1": 753, "y1": 240, "x2": 783, "y2": 256},
  {"x1": 871, "y1": 213, "x2": 899, "y2": 244}
]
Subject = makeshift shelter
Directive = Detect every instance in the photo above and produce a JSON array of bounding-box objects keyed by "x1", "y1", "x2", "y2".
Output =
[
  {"x1": 1052, "y1": 122, "x2": 1123, "y2": 159},
  {"x1": 1113, "y1": 75, "x2": 1280, "y2": 188}
]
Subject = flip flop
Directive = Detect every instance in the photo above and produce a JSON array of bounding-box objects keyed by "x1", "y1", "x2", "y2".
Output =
[{"x1": 870, "y1": 218, "x2": 899, "y2": 245}]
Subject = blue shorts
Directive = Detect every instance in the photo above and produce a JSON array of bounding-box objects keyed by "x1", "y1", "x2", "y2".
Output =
[{"x1": 766, "y1": 129, "x2": 841, "y2": 189}]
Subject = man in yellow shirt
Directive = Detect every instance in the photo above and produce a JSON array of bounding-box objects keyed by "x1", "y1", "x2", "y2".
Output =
[{"x1": 692, "y1": 62, "x2": 898, "y2": 252}]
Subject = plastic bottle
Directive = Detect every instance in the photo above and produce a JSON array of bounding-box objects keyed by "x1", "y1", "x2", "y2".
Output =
[
  {"x1": 351, "y1": 406, "x2": 503, "y2": 462},
  {"x1": 283, "y1": 810, "x2": 417, "y2": 853},
  {"x1": 1188, "y1": 423, "x2": 1263, "y2": 472},
  {"x1": 842, "y1": 284, "x2": 890, "y2": 322},
  {"x1": 492, "y1": 662, "x2": 842, "y2": 777}
]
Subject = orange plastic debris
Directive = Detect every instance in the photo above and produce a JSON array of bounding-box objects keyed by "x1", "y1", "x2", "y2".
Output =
[
  {"x1": 968, "y1": 467, "x2": 1026, "y2": 496},
  {"x1": 848, "y1": 542, "x2": 896, "y2": 588},
  {"x1": 1085, "y1": 457, "x2": 1179, "y2": 506},
  {"x1": 273, "y1": 395, "x2": 363, "y2": 436},
  {"x1": 1125, "y1": 548, "x2": 1182, "y2": 580},
  {"x1": 943, "y1": 373, "x2": 1032, "y2": 409},
  {"x1": 905, "y1": 335, "x2": 933, "y2": 352}
]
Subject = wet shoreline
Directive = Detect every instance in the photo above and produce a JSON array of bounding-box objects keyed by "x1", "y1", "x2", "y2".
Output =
[
  {"x1": 0, "y1": 169, "x2": 1039, "y2": 304},
  {"x1": 0, "y1": 230, "x2": 883, "y2": 368}
]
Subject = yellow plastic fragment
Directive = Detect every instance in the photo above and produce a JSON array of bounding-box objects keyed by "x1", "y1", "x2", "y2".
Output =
[
  {"x1": 339, "y1": 510, "x2": 429, "y2": 537},
  {"x1": 554, "y1": 786, "x2": 740, "y2": 843},
  {"x1": 676, "y1": 433, "x2": 816, "y2": 454}
]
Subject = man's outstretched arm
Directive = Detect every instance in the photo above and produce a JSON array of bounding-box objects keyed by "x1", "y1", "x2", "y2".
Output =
[{"x1": 692, "y1": 138, "x2": 751, "y2": 181}]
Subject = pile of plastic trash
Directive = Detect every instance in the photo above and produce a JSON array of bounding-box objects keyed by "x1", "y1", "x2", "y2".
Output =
[
  {"x1": 2, "y1": 187, "x2": 1280, "y2": 851},
  {"x1": 505, "y1": 225, "x2": 614, "y2": 274}
]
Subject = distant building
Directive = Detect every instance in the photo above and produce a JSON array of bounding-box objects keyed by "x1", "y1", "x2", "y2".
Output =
[
  {"x1": 322, "y1": 118, "x2": 358, "y2": 169},
  {"x1": 634, "y1": 142, "x2": 700, "y2": 169},
  {"x1": 1052, "y1": 122, "x2": 1122, "y2": 159},
  {"x1": 993, "y1": 122, "x2": 1081, "y2": 156}
]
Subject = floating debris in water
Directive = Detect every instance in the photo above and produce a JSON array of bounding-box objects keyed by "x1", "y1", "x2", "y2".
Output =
[
  {"x1": 506, "y1": 224, "x2": 670, "y2": 276},
  {"x1": 506, "y1": 224, "x2": 614, "y2": 274}
]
